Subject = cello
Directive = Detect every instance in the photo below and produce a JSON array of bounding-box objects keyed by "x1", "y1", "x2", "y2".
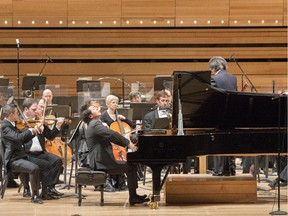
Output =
[{"x1": 109, "y1": 111, "x2": 132, "y2": 161}]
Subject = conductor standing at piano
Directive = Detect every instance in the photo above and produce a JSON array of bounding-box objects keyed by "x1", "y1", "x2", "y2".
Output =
[{"x1": 209, "y1": 56, "x2": 237, "y2": 176}]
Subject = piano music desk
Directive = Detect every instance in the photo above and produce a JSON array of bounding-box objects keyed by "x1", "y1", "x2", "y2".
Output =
[{"x1": 165, "y1": 174, "x2": 257, "y2": 204}]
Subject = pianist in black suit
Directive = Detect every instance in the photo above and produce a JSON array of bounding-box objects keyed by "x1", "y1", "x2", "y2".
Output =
[
  {"x1": 209, "y1": 56, "x2": 237, "y2": 176},
  {"x1": 80, "y1": 101, "x2": 149, "y2": 205}
]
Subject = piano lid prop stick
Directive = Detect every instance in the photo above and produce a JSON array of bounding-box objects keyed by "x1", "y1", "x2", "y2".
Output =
[{"x1": 177, "y1": 90, "x2": 184, "y2": 136}]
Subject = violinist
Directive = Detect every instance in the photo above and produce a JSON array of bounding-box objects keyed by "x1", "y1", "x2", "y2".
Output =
[
  {"x1": 80, "y1": 101, "x2": 149, "y2": 205},
  {"x1": 100, "y1": 95, "x2": 136, "y2": 191},
  {"x1": 21, "y1": 98, "x2": 64, "y2": 200},
  {"x1": 1, "y1": 104, "x2": 43, "y2": 204}
]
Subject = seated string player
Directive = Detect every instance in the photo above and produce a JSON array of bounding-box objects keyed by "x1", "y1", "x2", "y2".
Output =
[
  {"x1": 21, "y1": 98, "x2": 65, "y2": 200},
  {"x1": 1, "y1": 104, "x2": 43, "y2": 204}
]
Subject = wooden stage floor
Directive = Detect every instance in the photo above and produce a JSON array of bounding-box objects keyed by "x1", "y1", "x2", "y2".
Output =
[{"x1": 1, "y1": 169, "x2": 287, "y2": 216}]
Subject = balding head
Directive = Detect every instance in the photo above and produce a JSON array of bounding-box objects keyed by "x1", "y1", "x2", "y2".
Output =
[{"x1": 42, "y1": 89, "x2": 53, "y2": 105}]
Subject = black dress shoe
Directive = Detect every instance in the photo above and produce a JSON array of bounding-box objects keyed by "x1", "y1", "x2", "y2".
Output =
[
  {"x1": 23, "y1": 188, "x2": 32, "y2": 197},
  {"x1": 49, "y1": 188, "x2": 64, "y2": 196},
  {"x1": 129, "y1": 196, "x2": 149, "y2": 205},
  {"x1": 31, "y1": 195, "x2": 43, "y2": 204},
  {"x1": 95, "y1": 183, "x2": 116, "y2": 192}
]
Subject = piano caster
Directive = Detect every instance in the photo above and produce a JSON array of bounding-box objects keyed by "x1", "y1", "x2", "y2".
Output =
[
  {"x1": 148, "y1": 195, "x2": 159, "y2": 209},
  {"x1": 149, "y1": 201, "x2": 159, "y2": 209}
]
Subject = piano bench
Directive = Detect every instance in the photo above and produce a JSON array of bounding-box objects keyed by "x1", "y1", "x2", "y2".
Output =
[
  {"x1": 165, "y1": 174, "x2": 257, "y2": 204},
  {"x1": 76, "y1": 168, "x2": 107, "y2": 206}
]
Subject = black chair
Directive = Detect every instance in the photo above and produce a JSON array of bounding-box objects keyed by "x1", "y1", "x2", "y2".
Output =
[
  {"x1": 76, "y1": 168, "x2": 107, "y2": 206},
  {"x1": 0, "y1": 140, "x2": 23, "y2": 199}
]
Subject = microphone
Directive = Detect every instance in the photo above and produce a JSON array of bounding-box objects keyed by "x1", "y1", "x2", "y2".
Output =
[
  {"x1": 46, "y1": 54, "x2": 53, "y2": 62},
  {"x1": 229, "y1": 53, "x2": 235, "y2": 62},
  {"x1": 16, "y1": 38, "x2": 20, "y2": 48}
]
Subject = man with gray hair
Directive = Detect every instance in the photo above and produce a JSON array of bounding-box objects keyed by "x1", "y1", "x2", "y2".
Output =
[{"x1": 208, "y1": 56, "x2": 237, "y2": 176}]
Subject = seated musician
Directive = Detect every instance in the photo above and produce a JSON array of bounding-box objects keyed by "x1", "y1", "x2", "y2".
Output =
[
  {"x1": 42, "y1": 89, "x2": 53, "y2": 106},
  {"x1": 142, "y1": 90, "x2": 171, "y2": 130},
  {"x1": 129, "y1": 91, "x2": 142, "y2": 103},
  {"x1": 21, "y1": 98, "x2": 64, "y2": 200},
  {"x1": 80, "y1": 101, "x2": 149, "y2": 205},
  {"x1": 1, "y1": 104, "x2": 43, "y2": 204}
]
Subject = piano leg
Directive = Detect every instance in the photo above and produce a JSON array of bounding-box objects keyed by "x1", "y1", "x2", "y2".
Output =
[{"x1": 147, "y1": 164, "x2": 167, "y2": 208}]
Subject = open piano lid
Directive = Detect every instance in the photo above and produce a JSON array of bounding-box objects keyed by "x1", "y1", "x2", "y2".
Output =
[{"x1": 172, "y1": 70, "x2": 287, "y2": 129}]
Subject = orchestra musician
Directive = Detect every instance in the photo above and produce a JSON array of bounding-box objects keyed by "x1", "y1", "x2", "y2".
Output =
[
  {"x1": 42, "y1": 89, "x2": 53, "y2": 106},
  {"x1": 100, "y1": 94, "x2": 136, "y2": 191},
  {"x1": 21, "y1": 98, "x2": 65, "y2": 199},
  {"x1": 80, "y1": 101, "x2": 149, "y2": 205},
  {"x1": 209, "y1": 56, "x2": 237, "y2": 176},
  {"x1": 1, "y1": 104, "x2": 43, "y2": 204},
  {"x1": 142, "y1": 90, "x2": 171, "y2": 130},
  {"x1": 129, "y1": 91, "x2": 142, "y2": 103}
]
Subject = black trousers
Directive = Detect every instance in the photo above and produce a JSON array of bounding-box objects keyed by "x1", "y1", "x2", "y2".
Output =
[
  {"x1": 29, "y1": 152, "x2": 62, "y2": 186},
  {"x1": 101, "y1": 161, "x2": 138, "y2": 198},
  {"x1": 213, "y1": 156, "x2": 236, "y2": 174},
  {"x1": 9, "y1": 158, "x2": 40, "y2": 196}
]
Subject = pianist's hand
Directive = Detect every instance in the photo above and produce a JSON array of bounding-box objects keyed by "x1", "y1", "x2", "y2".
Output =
[{"x1": 128, "y1": 142, "x2": 138, "y2": 152}]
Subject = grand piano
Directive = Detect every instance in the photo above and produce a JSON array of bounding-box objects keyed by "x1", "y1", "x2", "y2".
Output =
[{"x1": 127, "y1": 70, "x2": 287, "y2": 205}]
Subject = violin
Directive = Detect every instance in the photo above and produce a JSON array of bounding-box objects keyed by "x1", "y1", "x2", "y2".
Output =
[{"x1": 15, "y1": 118, "x2": 42, "y2": 131}]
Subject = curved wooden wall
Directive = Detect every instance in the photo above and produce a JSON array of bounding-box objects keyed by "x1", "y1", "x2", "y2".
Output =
[{"x1": 0, "y1": 0, "x2": 287, "y2": 98}]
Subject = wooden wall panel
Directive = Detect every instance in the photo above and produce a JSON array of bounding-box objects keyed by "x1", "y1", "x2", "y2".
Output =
[
  {"x1": 176, "y1": 0, "x2": 229, "y2": 27},
  {"x1": 230, "y1": 0, "x2": 284, "y2": 26},
  {"x1": 12, "y1": 0, "x2": 68, "y2": 27},
  {"x1": 0, "y1": 28, "x2": 286, "y2": 96},
  {"x1": 284, "y1": 0, "x2": 287, "y2": 26},
  {"x1": 68, "y1": 0, "x2": 121, "y2": 27},
  {"x1": 122, "y1": 0, "x2": 175, "y2": 17},
  {"x1": 0, "y1": 0, "x2": 12, "y2": 27}
]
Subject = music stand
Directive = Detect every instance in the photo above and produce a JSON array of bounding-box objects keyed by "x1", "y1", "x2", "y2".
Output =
[
  {"x1": 76, "y1": 80, "x2": 101, "y2": 93},
  {"x1": 53, "y1": 96, "x2": 79, "y2": 114},
  {"x1": 154, "y1": 76, "x2": 172, "y2": 91},
  {"x1": 117, "y1": 108, "x2": 133, "y2": 120},
  {"x1": 46, "y1": 105, "x2": 71, "y2": 118},
  {"x1": 22, "y1": 76, "x2": 46, "y2": 90},
  {"x1": 0, "y1": 78, "x2": 9, "y2": 87},
  {"x1": 153, "y1": 117, "x2": 170, "y2": 129},
  {"x1": 130, "y1": 102, "x2": 156, "y2": 121}
]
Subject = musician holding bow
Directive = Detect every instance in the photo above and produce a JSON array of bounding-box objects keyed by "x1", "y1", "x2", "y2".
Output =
[{"x1": 21, "y1": 98, "x2": 65, "y2": 199}]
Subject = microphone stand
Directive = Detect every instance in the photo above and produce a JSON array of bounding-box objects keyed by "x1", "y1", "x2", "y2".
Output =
[
  {"x1": 121, "y1": 72, "x2": 125, "y2": 107},
  {"x1": 231, "y1": 57, "x2": 258, "y2": 93},
  {"x1": 16, "y1": 42, "x2": 20, "y2": 104},
  {"x1": 269, "y1": 95, "x2": 287, "y2": 215}
]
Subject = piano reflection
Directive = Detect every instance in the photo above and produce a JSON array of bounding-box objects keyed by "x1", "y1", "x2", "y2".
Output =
[{"x1": 127, "y1": 70, "x2": 287, "y2": 207}]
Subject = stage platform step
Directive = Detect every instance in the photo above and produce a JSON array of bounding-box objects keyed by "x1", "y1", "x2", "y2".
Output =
[{"x1": 165, "y1": 174, "x2": 257, "y2": 204}]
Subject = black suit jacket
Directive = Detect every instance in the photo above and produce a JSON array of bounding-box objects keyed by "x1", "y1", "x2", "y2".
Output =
[
  {"x1": 142, "y1": 109, "x2": 159, "y2": 130},
  {"x1": 211, "y1": 70, "x2": 237, "y2": 91},
  {"x1": 85, "y1": 119, "x2": 129, "y2": 170},
  {"x1": 1, "y1": 119, "x2": 34, "y2": 169}
]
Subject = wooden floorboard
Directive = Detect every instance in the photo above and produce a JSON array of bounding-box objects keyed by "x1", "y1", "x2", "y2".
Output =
[{"x1": 1, "y1": 167, "x2": 287, "y2": 216}]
